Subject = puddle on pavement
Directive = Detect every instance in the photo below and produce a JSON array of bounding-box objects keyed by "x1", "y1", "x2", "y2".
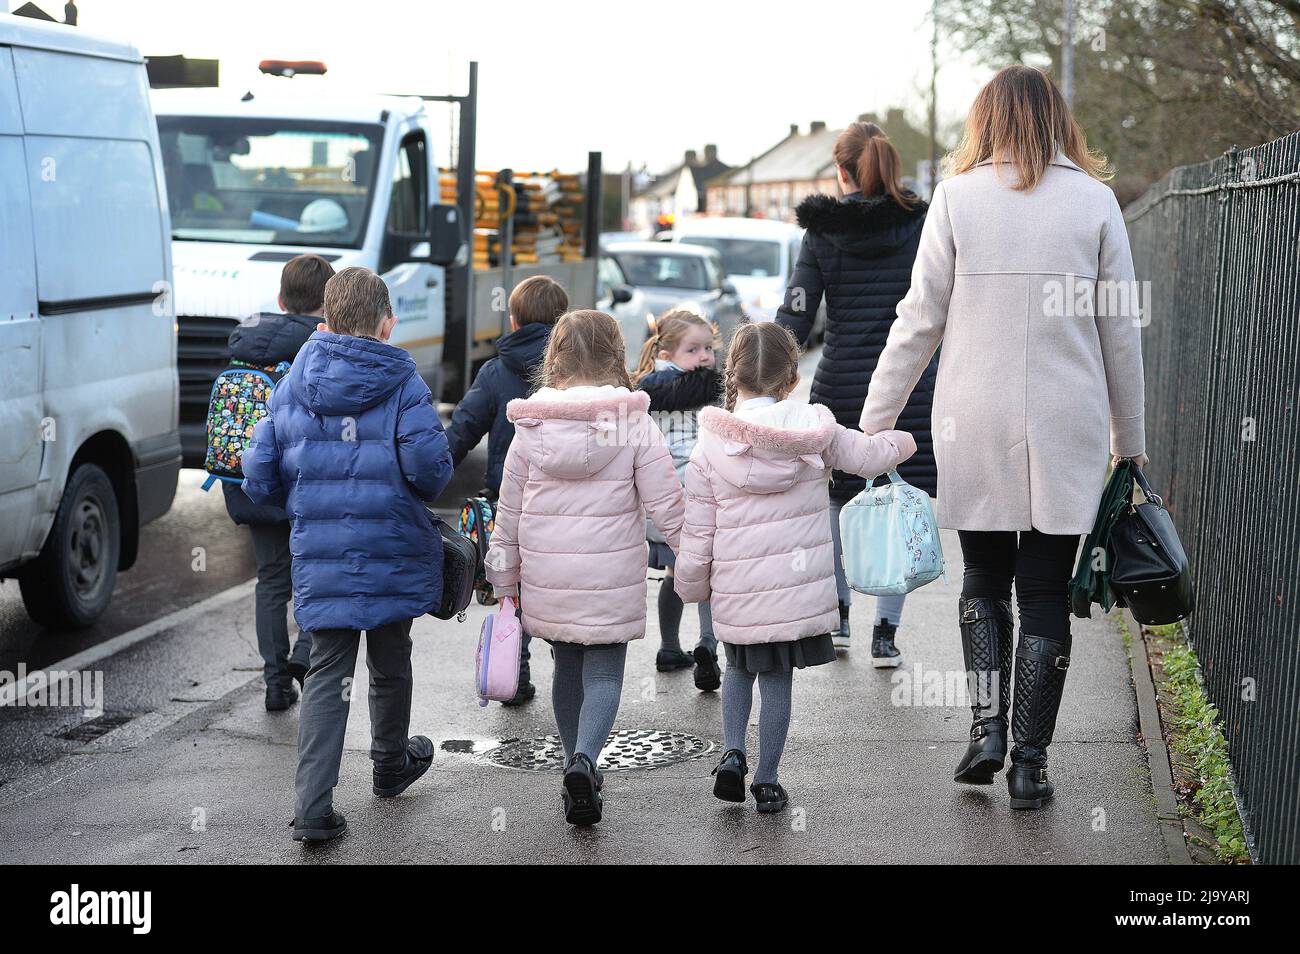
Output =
[{"x1": 439, "y1": 738, "x2": 512, "y2": 756}]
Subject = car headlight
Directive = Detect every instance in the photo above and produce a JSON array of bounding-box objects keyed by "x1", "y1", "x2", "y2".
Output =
[{"x1": 753, "y1": 291, "x2": 783, "y2": 311}]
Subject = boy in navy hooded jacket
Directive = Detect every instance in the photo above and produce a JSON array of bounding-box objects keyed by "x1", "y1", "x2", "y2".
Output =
[
  {"x1": 243, "y1": 267, "x2": 453, "y2": 842},
  {"x1": 445, "y1": 275, "x2": 568, "y2": 706}
]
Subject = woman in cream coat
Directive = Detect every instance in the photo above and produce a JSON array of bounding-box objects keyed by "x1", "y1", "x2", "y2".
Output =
[{"x1": 860, "y1": 66, "x2": 1147, "y2": 809}]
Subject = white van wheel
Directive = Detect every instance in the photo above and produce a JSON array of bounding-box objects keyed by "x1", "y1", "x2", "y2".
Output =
[{"x1": 18, "y1": 464, "x2": 121, "y2": 629}]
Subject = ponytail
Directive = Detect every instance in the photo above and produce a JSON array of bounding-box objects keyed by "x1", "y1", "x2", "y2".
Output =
[
  {"x1": 633, "y1": 330, "x2": 660, "y2": 385},
  {"x1": 834, "y1": 121, "x2": 918, "y2": 209}
]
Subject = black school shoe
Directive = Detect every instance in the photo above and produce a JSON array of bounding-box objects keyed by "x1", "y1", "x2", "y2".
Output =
[
  {"x1": 265, "y1": 683, "x2": 299, "y2": 711},
  {"x1": 832, "y1": 601, "x2": 852, "y2": 651},
  {"x1": 751, "y1": 782, "x2": 789, "y2": 814},
  {"x1": 292, "y1": 811, "x2": 347, "y2": 842},
  {"x1": 711, "y1": 748, "x2": 748, "y2": 802},
  {"x1": 373, "y1": 736, "x2": 435, "y2": 797},
  {"x1": 870, "y1": 620, "x2": 903, "y2": 668},
  {"x1": 656, "y1": 648, "x2": 696, "y2": 672},
  {"x1": 501, "y1": 679, "x2": 536, "y2": 707},
  {"x1": 693, "y1": 646, "x2": 722, "y2": 691},
  {"x1": 562, "y1": 753, "x2": 603, "y2": 825}
]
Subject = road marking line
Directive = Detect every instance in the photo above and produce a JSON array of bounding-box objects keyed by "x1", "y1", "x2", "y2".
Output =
[{"x1": 0, "y1": 579, "x2": 256, "y2": 708}]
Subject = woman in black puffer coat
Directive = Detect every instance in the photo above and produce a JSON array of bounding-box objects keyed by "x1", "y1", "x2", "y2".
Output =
[{"x1": 777, "y1": 121, "x2": 936, "y2": 666}]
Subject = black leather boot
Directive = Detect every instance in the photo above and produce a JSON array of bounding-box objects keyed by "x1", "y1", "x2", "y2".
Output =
[
  {"x1": 1007, "y1": 633, "x2": 1071, "y2": 809},
  {"x1": 953, "y1": 598, "x2": 1013, "y2": 784}
]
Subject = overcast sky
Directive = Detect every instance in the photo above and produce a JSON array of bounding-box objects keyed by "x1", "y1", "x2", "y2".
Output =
[{"x1": 76, "y1": 0, "x2": 994, "y2": 175}]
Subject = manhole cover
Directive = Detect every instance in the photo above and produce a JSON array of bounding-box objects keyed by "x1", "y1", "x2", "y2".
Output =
[{"x1": 482, "y1": 729, "x2": 715, "y2": 772}]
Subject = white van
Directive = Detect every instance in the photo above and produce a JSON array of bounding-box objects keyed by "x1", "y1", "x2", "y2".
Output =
[
  {"x1": 671, "y1": 217, "x2": 806, "y2": 323},
  {"x1": 0, "y1": 18, "x2": 180, "y2": 627}
]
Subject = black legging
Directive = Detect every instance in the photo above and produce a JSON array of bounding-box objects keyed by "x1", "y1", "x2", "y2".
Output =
[{"x1": 957, "y1": 530, "x2": 1080, "y2": 639}]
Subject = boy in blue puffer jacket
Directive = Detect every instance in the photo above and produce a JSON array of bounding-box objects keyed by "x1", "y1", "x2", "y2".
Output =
[
  {"x1": 445, "y1": 275, "x2": 568, "y2": 706},
  {"x1": 243, "y1": 267, "x2": 454, "y2": 843}
]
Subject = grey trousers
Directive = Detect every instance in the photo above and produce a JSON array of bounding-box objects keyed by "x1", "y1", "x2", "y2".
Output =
[
  {"x1": 247, "y1": 522, "x2": 311, "y2": 690},
  {"x1": 294, "y1": 619, "x2": 414, "y2": 820}
]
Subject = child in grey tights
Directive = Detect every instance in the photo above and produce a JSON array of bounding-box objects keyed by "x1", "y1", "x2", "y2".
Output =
[
  {"x1": 483, "y1": 310, "x2": 687, "y2": 827},
  {"x1": 674, "y1": 322, "x2": 916, "y2": 813}
]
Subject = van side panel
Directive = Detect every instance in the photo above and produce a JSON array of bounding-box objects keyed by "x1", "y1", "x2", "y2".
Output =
[
  {"x1": 11, "y1": 47, "x2": 154, "y2": 141},
  {"x1": 26, "y1": 136, "x2": 166, "y2": 302}
]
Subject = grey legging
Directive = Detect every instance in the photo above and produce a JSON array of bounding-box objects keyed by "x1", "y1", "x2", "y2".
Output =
[
  {"x1": 551, "y1": 642, "x2": 627, "y2": 764},
  {"x1": 722, "y1": 666, "x2": 793, "y2": 785}
]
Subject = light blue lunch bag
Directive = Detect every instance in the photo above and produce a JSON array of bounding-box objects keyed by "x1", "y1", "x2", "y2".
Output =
[{"x1": 839, "y1": 471, "x2": 946, "y2": 596}]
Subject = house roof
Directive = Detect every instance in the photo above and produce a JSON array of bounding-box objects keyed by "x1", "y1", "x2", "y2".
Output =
[
  {"x1": 713, "y1": 123, "x2": 840, "y2": 187},
  {"x1": 637, "y1": 149, "x2": 731, "y2": 199}
]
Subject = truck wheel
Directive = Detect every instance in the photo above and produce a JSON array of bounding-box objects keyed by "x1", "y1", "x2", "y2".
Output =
[{"x1": 18, "y1": 464, "x2": 121, "y2": 629}]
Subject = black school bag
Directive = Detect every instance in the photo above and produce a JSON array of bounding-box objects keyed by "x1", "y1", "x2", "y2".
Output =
[{"x1": 432, "y1": 517, "x2": 478, "y2": 622}]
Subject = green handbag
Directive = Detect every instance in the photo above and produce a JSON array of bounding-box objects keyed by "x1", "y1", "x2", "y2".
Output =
[{"x1": 1069, "y1": 459, "x2": 1134, "y2": 619}]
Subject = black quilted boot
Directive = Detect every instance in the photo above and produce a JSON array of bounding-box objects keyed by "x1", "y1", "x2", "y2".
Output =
[
  {"x1": 1007, "y1": 633, "x2": 1071, "y2": 809},
  {"x1": 953, "y1": 598, "x2": 1013, "y2": 784}
]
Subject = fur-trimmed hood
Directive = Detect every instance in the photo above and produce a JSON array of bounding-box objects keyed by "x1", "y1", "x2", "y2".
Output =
[
  {"x1": 795, "y1": 191, "x2": 927, "y2": 258},
  {"x1": 507, "y1": 387, "x2": 653, "y2": 479},
  {"x1": 697, "y1": 402, "x2": 838, "y2": 494}
]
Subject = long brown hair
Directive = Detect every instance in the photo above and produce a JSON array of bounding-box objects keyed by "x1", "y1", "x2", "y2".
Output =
[
  {"x1": 633, "y1": 309, "x2": 715, "y2": 384},
  {"x1": 833, "y1": 121, "x2": 917, "y2": 208},
  {"x1": 539, "y1": 309, "x2": 634, "y2": 390},
  {"x1": 947, "y1": 65, "x2": 1111, "y2": 190},
  {"x1": 723, "y1": 322, "x2": 801, "y2": 411}
]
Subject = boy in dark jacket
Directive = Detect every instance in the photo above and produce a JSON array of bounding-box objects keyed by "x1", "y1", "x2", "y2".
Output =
[
  {"x1": 445, "y1": 275, "x2": 568, "y2": 706},
  {"x1": 222, "y1": 254, "x2": 334, "y2": 712},
  {"x1": 243, "y1": 267, "x2": 454, "y2": 843}
]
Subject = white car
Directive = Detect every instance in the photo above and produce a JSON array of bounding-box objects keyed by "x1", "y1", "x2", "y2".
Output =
[{"x1": 671, "y1": 217, "x2": 805, "y2": 323}]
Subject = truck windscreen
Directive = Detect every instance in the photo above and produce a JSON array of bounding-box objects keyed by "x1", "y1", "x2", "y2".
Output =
[{"x1": 156, "y1": 116, "x2": 383, "y2": 249}]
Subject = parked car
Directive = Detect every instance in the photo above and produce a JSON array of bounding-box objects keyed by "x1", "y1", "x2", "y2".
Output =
[
  {"x1": 0, "y1": 18, "x2": 181, "y2": 627},
  {"x1": 604, "y1": 241, "x2": 745, "y2": 347},
  {"x1": 672, "y1": 216, "x2": 813, "y2": 325},
  {"x1": 599, "y1": 230, "x2": 649, "y2": 250},
  {"x1": 595, "y1": 255, "x2": 650, "y2": 367}
]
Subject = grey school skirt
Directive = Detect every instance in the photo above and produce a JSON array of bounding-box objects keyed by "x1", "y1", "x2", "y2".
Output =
[{"x1": 724, "y1": 633, "x2": 836, "y2": 674}]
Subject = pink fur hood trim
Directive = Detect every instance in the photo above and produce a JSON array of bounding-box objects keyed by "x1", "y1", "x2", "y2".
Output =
[
  {"x1": 697, "y1": 403, "x2": 838, "y2": 454},
  {"x1": 507, "y1": 388, "x2": 651, "y2": 423}
]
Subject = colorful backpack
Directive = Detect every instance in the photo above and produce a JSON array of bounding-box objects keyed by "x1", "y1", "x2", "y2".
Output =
[
  {"x1": 201, "y1": 359, "x2": 292, "y2": 490},
  {"x1": 457, "y1": 496, "x2": 497, "y2": 604}
]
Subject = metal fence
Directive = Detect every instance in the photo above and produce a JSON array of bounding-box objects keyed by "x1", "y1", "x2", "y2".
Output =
[{"x1": 1125, "y1": 132, "x2": 1300, "y2": 865}]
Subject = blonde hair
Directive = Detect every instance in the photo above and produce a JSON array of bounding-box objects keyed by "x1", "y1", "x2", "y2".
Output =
[
  {"x1": 323, "y1": 266, "x2": 392, "y2": 337},
  {"x1": 539, "y1": 310, "x2": 634, "y2": 390},
  {"x1": 946, "y1": 65, "x2": 1111, "y2": 191},
  {"x1": 833, "y1": 121, "x2": 918, "y2": 208},
  {"x1": 634, "y1": 309, "x2": 715, "y2": 384},
  {"x1": 723, "y1": 322, "x2": 801, "y2": 411}
]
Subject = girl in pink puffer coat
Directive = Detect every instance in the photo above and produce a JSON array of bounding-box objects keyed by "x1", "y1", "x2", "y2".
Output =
[
  {"x1": 485, "y1": 310, "x2": 685, "y2": 826},
  {"x1": 675, "y1": 322, "x2": 915, "y2": 814}
]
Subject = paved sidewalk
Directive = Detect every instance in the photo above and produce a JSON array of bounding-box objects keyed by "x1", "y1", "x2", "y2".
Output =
[{"x1": 0, "y1": 527, "x2": 1168, "y2": 865}]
